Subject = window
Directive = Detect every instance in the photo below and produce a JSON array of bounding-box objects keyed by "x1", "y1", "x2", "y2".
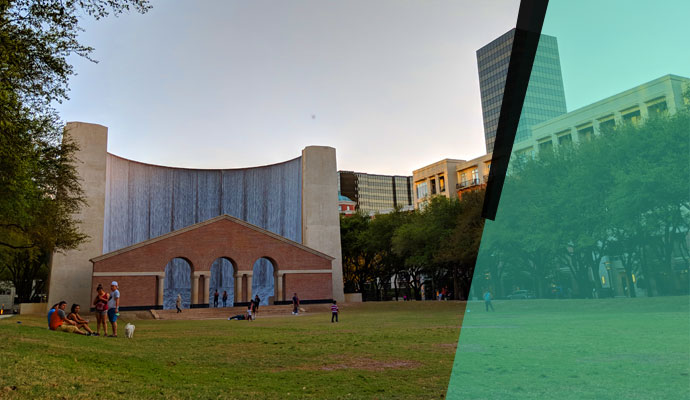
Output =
[
  {"x1": 439, "y1": 176, "x2": 445, "y2": 193},
  {"x1": 430, "y1": 178, "x2": 436, "y2": 195},
  {"x1": 459, "y1": 172, "x2": 467, "y2": 187},
  {"x1": 415, "y1": 181, "x2": 428, "y2": 200},
  {"x1": 621, "y1": 107, "x2": 641, "y2": 125},
  {"x1": 577, "y1": 124, "x2": 594, "y2": 142},
  {"x1": 471, "y1": 169, "x2": 480, "y2": 185},
  {"x1": 646, "y1": 97, "x2": 668, "y2": 116},
  {"x1": 538, "y1": 138, "x2": 553, "y2": 152},
  {"x1": 598, "y1": 115, "x2": 615, "y2": 132},
  {"x1": 557, "y1": 130, "x2": 572, "y2": 146}
]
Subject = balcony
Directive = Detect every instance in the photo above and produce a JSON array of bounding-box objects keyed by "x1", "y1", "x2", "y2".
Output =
[{"x1": 456, "y1": 179, "x2": 483, "y2": 190}]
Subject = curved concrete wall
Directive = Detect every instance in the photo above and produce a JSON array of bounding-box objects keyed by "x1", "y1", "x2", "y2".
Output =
[
  {"x1": 103, "y1": 154, "x2": 302, "y2": 252},
  {"x1": 103, "y1": 154, "x2": 302, "y2": 308}
]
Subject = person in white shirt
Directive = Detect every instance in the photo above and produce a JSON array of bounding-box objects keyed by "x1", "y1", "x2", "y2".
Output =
[{"x1": 107, "y1": 281, "x2": 121, "y2": 337}]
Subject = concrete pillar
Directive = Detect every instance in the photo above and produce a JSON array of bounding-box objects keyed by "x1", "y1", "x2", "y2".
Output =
[
  {"x1": 192, "y1": 275, "x2": 199, "y2": 305},
  {"x1": 157, "y1": 276, "x2": 165, "y2": 307},
  {"x1": 235, "y1": 274, "x2": 243, "y2": 304},
  {"x1": 246, "y1": 275, "x2": 252, "y2": 301},
  {"x1": 301, "y1": 146, "x2": 345, "y2": 302},
  {"x1": 203, "y1": 275, "x2": 210, "y2": 305},
  {"x1": 48, "y1": 122, "x2": 108, "y2": 309},
  {"x1": 276, "y1": 273, "x2": 284, "y2": 302}
]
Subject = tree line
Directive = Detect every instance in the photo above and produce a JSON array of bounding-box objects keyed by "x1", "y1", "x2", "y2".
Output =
[
  {"x1": 476, "y1": 99, "x2": 689, "y2": 299},
  {"x1": 340, "y1": 190, "x2": 485, "y2": 301}
]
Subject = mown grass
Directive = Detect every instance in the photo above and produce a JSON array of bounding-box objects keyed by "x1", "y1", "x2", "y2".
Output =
[
  {"x1": 448, "y1": 296, "x2": 690, "y2": 400},
  {"x1": 0, "y1": 302, "x2": 463, "y2": 400}
]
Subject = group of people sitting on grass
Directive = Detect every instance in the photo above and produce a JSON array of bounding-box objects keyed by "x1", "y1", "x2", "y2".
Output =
[{"x1": 47, "y1": 281, "x2": 121, "y2": 337}]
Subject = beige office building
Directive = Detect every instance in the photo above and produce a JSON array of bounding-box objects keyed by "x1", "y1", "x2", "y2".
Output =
[
  {"x1": 412, "y1": 155, "x2": 492, "y2": 209},
  {"x1": 512, "y1": 74, "x2": 689, "y2": 159}
]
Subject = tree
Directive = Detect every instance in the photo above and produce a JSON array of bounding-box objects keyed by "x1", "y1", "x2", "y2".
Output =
[{"x1": 0, "y1": 0, "x2": 151, "y2": 301}]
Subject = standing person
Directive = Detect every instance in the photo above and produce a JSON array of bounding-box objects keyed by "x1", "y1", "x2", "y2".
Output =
[
  {"x1": 246, "y1": 303, "x2": 253, "y2": 321},
  {"x1": 253, "y1": 295, "x2": 261, "y2": 318},
  {"x1": 484, "y1": 290, "x2": 494, "y2": 312},
  {"x1": 213, "y1": 290, "x2": 219, "y2": 308},
  {"x1": 222, "y1": 291, "x2": 228, "y2": 307},
  {"x1": 292, "y1": 293, "x2": 299, "y2": 315},
  {"x1": 93, "y1": 284, "x2": 109, "y2": 336},
  {"x1": 107, "y1": 281, "x2": 120, "y2": 337},
  {"x1": 331, "y1": 300, "x2": 339, "y2": 323},
  {"x1": 176, "y1": 294, "x2": 182, "y2": 313}
]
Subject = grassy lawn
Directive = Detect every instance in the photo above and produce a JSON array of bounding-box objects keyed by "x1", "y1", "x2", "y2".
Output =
[
  {"x1": 448, "y1": 296, "x2": 690, "y2": 400},
  {"x1": 0, "y1": 302, "x2": 463, "y2": 400}
]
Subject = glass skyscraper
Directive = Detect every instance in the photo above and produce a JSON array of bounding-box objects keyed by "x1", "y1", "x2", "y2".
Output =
[
  {"x1": 338, "y1": 171, "x2": 413, "y2": 215},
  {"x1": 477, "y1": 29, "x2": 567, "y2": 153}
]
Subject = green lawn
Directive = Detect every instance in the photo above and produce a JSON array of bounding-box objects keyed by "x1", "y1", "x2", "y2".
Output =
[
  {"x1": 448, "y1": 296, "x2": 690, "y2": 400},
  {"x1": 0, "y1": 302, "x2": 463, "y2": 400}
]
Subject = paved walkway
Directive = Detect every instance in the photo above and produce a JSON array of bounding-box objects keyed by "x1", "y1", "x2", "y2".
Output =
[{"x1": 151, "y1": 303, "x2": 333, "y2": 320}]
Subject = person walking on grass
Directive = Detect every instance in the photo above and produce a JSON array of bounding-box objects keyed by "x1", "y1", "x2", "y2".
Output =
[
  {"x1": 222, "y1": 291, "x2": 228, "y2": 307},
  {"x1": 331, "y1": 300, "x2": 339, "y2": 323},
  {"x1": 292, "y1": 293, "x2": 300, "y2": 315},
  {"x1": 213, "y1": 290, "x2": 219, "y2": 308},
  {"x1": 484, "y1": 290, "x2": 494, "y2": 312},
  {"x1": 107, "y1": 281, "x2": 121, "y2": 337},
  {"x1": 176, "y1": 294, "x2": 182, "y2": 313}
]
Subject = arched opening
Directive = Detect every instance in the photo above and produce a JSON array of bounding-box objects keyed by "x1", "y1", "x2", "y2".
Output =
[
  {"x1": 252, "y1": 257, "x2": 276, "y2": 306},
  {"x1": 164, "y1": 257, "x2": 192, "y2": 310},
  {"x1": 209, "y1": 257, "x2": 236, "y2": 308}
]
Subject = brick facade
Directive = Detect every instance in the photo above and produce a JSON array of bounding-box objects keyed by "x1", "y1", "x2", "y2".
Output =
[{"x1": 91, "y1": 215, "x2": 334, "y2": 308}]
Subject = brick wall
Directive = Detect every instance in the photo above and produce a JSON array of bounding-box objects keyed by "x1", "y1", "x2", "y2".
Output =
[{"x1": 91, "y1": 217, "x2": 334, "y2": 308}]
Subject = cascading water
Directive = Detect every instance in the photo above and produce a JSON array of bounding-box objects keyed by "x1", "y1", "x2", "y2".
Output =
[
  {"x1": 252, "y1": 258, "x2": 275, "y2": 306},
  {"x1": 208, "y1": 258, "x2": 235, "y2": 307},
  {"x1": 102, "y1": 154, "x2": 301, "y2": 310}
]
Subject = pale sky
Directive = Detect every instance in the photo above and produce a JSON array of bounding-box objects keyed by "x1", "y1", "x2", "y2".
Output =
[{"x1": 57, "y1": 0, "x2": 520, "y2": 175}]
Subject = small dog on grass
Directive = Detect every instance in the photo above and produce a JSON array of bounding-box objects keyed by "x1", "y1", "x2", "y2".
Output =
[{"x1": 124, "y1": 323, "x2": 135, "y2": 339}]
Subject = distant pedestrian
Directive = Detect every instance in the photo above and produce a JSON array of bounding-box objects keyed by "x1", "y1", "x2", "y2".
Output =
[
  {"x1": 222, "y1": 291, "x2": 228, "y2": 307},
  {"x1": 484, "y1": 290, "x2": 494, "y2": 312},
  {"x1": 176, "y1": 294, "x2": 182, "y2": 313},
  {"x1": 331, "y1": 300, "x2": 339, "y2": 323},
  {"x1": 253, "y1": 295, "x2": 261, "y2": 318},
  {"x1": 246, "y1": 303, "x2": 253, "y2": 321},
  {"x1": 213, "y1": 290, "x2": 219, "y2": 308},
  {"x1": 292, "y1": 293, "x2": 300, "y2": 315}
]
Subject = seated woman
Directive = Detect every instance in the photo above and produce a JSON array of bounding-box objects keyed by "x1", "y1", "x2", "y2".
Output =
[{"x1": 67, "y1": 304, "x2": 95, "y2": 335}]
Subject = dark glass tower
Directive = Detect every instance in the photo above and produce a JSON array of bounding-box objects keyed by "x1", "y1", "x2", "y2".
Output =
[
  {"x1": 477, "y1": 29, "x2": 567, "y2": 153},
  {"x1": 338, "y1": 171, "x2": 413, "y2": 214}
]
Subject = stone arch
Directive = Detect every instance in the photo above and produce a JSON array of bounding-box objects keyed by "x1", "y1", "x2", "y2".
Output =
[
  {"x1": 163, "y1": 257, "x2": 194, "y2": 310},
  {"x1": 209, "y1": 257, "x2": 237, "y2": 308},
  {"x1": 251, "y1": 256, "x2": 277, "y2": 306}
]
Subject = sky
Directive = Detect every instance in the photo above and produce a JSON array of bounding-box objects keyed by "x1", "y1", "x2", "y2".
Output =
[
  {"x1": 57, "y1": 0, "x2": 690, "y2": 176},
  {"x1": 56, "y1": 0, "x2": 520, "y2": 175},
  {"x1": 542, "y1": 0, "x2": 690, "y2": 112}
]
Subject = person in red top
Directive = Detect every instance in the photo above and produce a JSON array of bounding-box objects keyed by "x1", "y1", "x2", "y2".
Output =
[
  {"x1": 93, "y1": 284, "x2": 109, "y2": 336},
  {"x1": 331, "y1": 300, "x2": 339, "y2": 323},
  {"x1": 50, "y1": 301, "x2": 87, "y2": 335}
]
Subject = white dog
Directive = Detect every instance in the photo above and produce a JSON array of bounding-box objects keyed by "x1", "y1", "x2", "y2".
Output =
[{"x1": 124, "y1": 323, "x2": 135, "y2": 339}]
